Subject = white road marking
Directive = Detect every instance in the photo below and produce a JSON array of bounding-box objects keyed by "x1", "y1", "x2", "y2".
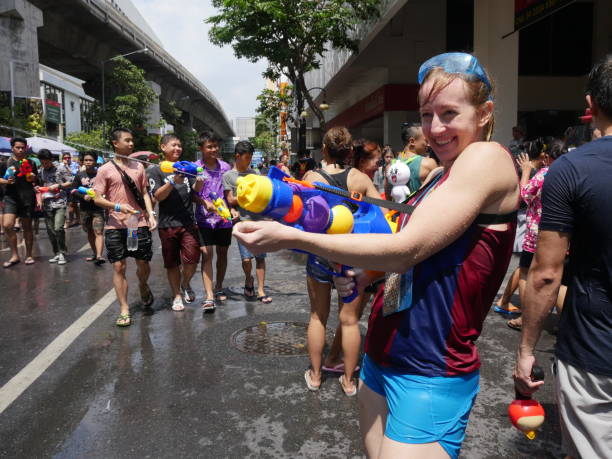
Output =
[
  {"x1": 0, "y1": 288, "x2": 116, "y2": 414},
  {"x1": 77, "y1": 242, "x2": 90, "y2": 253}
]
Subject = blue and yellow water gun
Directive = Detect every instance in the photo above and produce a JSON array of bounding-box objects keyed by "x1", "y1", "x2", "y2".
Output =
[
  {"x1": 160, "y1": 160, "x2": 203, "y2": 177},
  {"x1": 236, "y1": 166, "x2": 395, "y2": 302},
  {"x1": 73, "y1": 186, "x2": 96, "y2": 198},
  {"x1": 209, "y1": 191, "x2": 231, "y2": 220}
]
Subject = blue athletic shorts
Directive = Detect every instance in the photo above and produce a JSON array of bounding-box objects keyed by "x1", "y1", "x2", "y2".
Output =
[{"x1": 360, "y1": 355, "x2": 479, "y2": 459}]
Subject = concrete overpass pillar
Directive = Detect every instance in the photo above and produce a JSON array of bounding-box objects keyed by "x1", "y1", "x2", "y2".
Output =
[
  {"x1": 474, "y1": 0, "x2": 518, "y2": 145},
  {"x1": 146, "y1": 80, "x2": 162, "y2": 135},
  {"x1": 0, "y1": 0, "x2": 43, "y2": 100}
]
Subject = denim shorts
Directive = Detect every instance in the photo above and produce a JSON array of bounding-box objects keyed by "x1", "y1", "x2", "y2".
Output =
[
  {"x1": 237, "y1": 241, "x2": 266, "y2": 260},
  {"x1": 305, "y1": 254, "x2": 335, "y2": 284},
  {"x1": 360, "y1": 355, "x2": 479, "y2": 459}
]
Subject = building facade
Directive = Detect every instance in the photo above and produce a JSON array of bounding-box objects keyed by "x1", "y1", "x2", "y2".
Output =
[{"x1": 303, "y1": 0, "x2": 608, "y2": 153}]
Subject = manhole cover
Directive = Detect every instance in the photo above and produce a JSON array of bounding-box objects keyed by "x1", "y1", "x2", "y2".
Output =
[{"x1": 230, "y1": 321, "x2": 309, "y2": 356}]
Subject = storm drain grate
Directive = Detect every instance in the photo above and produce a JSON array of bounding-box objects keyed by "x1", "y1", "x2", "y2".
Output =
[{"x1": 230, "y1": 321, "x2": 309, "y2": 356}]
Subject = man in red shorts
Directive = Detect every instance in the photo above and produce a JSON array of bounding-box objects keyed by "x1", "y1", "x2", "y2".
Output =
[{"x1": 147, "y1": 134, "x2": 203, "y2": 311}]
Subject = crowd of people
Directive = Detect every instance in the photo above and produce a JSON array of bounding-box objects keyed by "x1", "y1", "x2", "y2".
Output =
[{"x1": 1, "y1": 51, "x2": 611, "y2": 458}]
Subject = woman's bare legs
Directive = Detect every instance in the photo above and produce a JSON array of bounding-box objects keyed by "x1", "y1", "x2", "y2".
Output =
[{"x1": 306, "y1": 276, "x2": 331, "y2": 387}]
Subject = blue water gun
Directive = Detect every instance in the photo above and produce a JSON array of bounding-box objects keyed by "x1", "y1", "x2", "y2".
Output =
[
  {"x1": 160, "y1": 160, "x2": 203, "y2": 177},
  {"x1": 3, "y1": 166, "x2": 16, "y2": 180},
  {"x1": 236, "y1": 166, "x2": 394, "y2": 302},
  {"x1": 72, "y1": 186, "x2": 96, "y2": 198}
]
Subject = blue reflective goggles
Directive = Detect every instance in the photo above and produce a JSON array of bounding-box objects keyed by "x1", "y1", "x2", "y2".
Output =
[{"x1": 418, "y1": 52, "x2": 492, "y2": 93}]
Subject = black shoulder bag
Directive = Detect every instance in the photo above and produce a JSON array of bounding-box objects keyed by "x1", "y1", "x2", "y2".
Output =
[{"x1": 110, "y1": 160, "x2": 147, "y2": 211}]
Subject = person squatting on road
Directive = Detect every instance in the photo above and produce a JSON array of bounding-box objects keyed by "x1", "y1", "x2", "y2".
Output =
[
  {"x1": 194, "y1": 131, "x2": 232, "y2": 312},
  {"x1": 36, "y1": 148, "x2": 74, "y2": 265},
  {"x1": 147, "y1": 134, "x2": 203, "y2": 312},
  {"x1": 514, "y1": 55, "x2": 612, "y2": 459},
  {"x1": 93, "y1": 128, "x2": 157, "y2": 327},
  {"x1": 0, "y1": 137, "x2": 38, "y2": 267},
  {"x1": 73, "y1": 151, "x2": 106, "y2": 265},
  {"x1": 223, "y1": 140, "x2": 272, "y2": 304},
  {"x1": 234, "y1": 52, "x2": 519, "y2": 459}
]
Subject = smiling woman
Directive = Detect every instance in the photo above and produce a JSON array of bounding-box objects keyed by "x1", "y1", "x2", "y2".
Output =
[{"x1": 234, "y1": 52, "x2": 520, "y2": 458}]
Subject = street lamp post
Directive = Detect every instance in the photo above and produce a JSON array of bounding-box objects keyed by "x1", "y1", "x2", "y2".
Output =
[
  {"x1": 297, "y1": 87, "x2": 329, "y2": 156},
  {"x1": 101, "y1": 47, "x2": 148, "y2": 113}
]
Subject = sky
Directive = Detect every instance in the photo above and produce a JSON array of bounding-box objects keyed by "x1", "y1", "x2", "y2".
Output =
[{"x1": 131, "y1": 0, "x2": 267, "y2": 122}]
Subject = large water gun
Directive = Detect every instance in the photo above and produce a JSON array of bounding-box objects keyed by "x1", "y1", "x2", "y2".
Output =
[
  {"x1": 3, "y1": 166, "x2": 16, "y2": 180},
  {"x1": 236, "y1": 166, "x2": 394, "y2": 302},
  {"x1": 509, "y1": 366, "x2": 545, "y2": 440},
  {"x1": 209, "y1": 191, "x2": 231, "y2": 220},
  {"x1": 72, "y1": 186, "x2": 96, "y2": 198},
  {"x1": 160, "y1": 160, "x2": 203, "y2": 177},
  {"x1": 17, "y1": 159, "x2": 35, "y2": 182}
]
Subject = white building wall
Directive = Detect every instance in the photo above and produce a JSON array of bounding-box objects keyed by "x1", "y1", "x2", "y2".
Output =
[
  {"x1": 64, "y1": 92, "x2": 81, "y2": 133},
  {"x1": 39, "y1": 64, "x2": 94, "y2": 135},
  {"x1": 474, "y1": 0, "x2": 518, "y2": 144}
]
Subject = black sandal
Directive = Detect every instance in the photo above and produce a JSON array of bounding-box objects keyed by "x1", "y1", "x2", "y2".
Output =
[{"x1": 243, "y1": 284, "x2": 256, "y2": 300}]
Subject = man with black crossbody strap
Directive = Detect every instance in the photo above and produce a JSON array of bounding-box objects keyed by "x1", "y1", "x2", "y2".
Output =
[{"x1": 93, "y1": 128, "x2": 157, "y2": 327}]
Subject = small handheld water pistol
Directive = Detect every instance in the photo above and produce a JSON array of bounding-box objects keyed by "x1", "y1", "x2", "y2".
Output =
[
  {"x1": 209, "y1": 191, "x2": 231, "y2": 220},
  {"x1": 509, "y1": 366, "x2": 545, "y2": 440},
  {"x1": 160, "y1": 160, "x2": 203, "y2": 177},
  {"x1": 17, "y1": 159, "x2": 35, "y2": 182},
  {"x1": 236, "y1": 167, "x2": 394, "y2": 302},
  {"x1": 3, "y1": 166, "x2": 16, "y2": 180},
  {"x1": 73, "y1": 186, "x2": 96, "y2": 198}
]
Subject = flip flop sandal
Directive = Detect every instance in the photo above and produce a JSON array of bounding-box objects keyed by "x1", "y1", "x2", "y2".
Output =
[
  {"x1": 243, "y1": 285, "x2": 256, "y2": 300},
  {"x1": 507, "y1": 318, "x2": 522, "y2": 331},
  {"x1": 304, "y1": 370, "x2": 320, "y2": 391},
  {"x1": 214, "y1": 289, "x2": 228, "y2": 301},
  {"x1": 202, "y1": 299, "x2": 216, "y2": 313},
  {"x1": 257, "y1": 295, "x2": 272, "y2": 304},
  {"x1": 24, "y1": 258, "x2": 35, "y2": 265},
  {"x1": 116, "y1": 313, "x2": 131, "y2": 327},
  {"x1": 493, "y1": 305, "x2": 521, "y2": 315},
  {"x1": 3, "y1": 259, "x2": 20, "y2": 268},
  {"x1": 140, "y1": 285, "x2": 154, "y2": 308},
  {"x1": 85, "y1": 256, "x2": 96, "y2": 262},
  {"x1": 94, "y1": 258, "x2": 106, "y2": 265},
  {"x1": 339, "y1": 375, "x2": 357, "y2": 397}
]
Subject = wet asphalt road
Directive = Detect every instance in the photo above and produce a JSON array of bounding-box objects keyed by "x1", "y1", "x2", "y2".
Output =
[{"x1": 0, "y1": 227, "x2": 563, "y2": 458}]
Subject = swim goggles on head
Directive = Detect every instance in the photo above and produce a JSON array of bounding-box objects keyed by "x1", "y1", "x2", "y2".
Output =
[{"x1": 417, "y1": 52, "x2": 492, "y2": 92}]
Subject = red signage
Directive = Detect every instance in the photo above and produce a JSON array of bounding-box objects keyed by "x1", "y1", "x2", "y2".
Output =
[{"x1": 326, "y1": 84, "x2": 419, "y2": 129}]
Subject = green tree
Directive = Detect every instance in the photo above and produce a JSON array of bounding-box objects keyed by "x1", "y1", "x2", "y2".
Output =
[
  {"x1": 207, "y1": 0, "x2": 381, "y2": 133},
  {"x1": 251, "y1": 128, "x2": 276, "y2": 158},
  {"x1": 256, "y1": 85, "x2": 293, "y2": 136},
  {"x1": 104, "y1": 56, "x2": 157, "y2": 133},
  {"x1": 65, "y1": 129, "x2": 109, "y2": 153}
]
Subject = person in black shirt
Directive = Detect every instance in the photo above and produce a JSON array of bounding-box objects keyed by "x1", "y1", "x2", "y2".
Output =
[
  {"x1": 514, "y1": 56, "x2": 612, "y2": 458},
  {"x1": 0, "y1": 137, "x2": 38, "y2": 267},
  {"x1": 147, "y1": 134, "x2": 204, "y2": 311},
  {"x1": 73, "y1": 151, "x2": 106, "y2": 264}
]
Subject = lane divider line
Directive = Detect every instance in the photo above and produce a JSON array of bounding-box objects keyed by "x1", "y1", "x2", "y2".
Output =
[{"x1": 0, "y1": 288, "x2": 116, "y2": 415}]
